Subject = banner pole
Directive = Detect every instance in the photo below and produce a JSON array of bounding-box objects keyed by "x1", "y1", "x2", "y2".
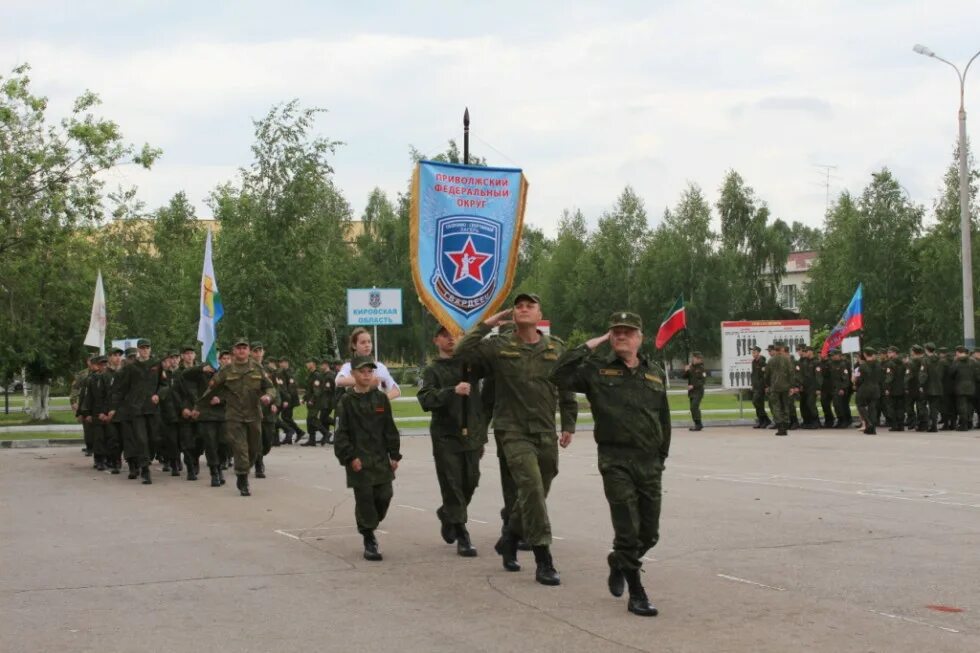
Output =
[{"x1": 460, "y1": 107, "x2": 471, "y2": 436}]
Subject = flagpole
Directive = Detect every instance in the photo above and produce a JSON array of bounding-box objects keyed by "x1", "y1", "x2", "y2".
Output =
[{"x1": 460, "y1": 107, "x2": 471, "y2": 437}]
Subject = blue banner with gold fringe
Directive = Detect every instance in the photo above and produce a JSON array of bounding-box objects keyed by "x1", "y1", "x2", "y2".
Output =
[{"x1": 410, "y1": 160, "x2": 528, "y2": 335}]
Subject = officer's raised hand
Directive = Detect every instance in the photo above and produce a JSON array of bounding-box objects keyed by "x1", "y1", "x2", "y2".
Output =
[
  {"x1": 484, "y1": 308, "x2": 513, "y2": 327},
  {"x1": 585, "y1": 332, "x2": 610, "y2": 350}
]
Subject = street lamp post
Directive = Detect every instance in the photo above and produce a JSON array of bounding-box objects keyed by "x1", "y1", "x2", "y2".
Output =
[{"x1": 914, "y1": 44, "x2": 980, "y2": 348}]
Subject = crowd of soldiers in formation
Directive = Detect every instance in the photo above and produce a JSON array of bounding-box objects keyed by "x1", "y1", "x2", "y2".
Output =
[
  {"x1": 70, "y1": 340, "x2": 345, "y2": 491},
  {"x1": 746, "y1": 341, "x2": 980, "y2": 436}
]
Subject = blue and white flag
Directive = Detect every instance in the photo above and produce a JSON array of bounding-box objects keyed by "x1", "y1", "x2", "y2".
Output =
[
  {"x1": 410, "y1": 160, "x2": 528, "y2": 335},
  {"x1": 197, "y1": 229, "x2": 224, "y2": 367}
]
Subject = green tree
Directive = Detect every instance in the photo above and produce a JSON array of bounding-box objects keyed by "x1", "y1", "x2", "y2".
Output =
[
  {"x1": 0, "y1": 63, "x2": 158, "y2": 418},
  {"x1": 209, "y1": 100, "x2": 353, "y2": 361},
  {"x1": 716, "y1": 171, "x2": 790, "y2": 318},
  {"x1": 803, "y1": 169, "x2": 923, "y2": 346}
]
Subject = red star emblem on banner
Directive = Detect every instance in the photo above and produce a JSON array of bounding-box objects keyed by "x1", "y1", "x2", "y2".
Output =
[{"x1": 447, "y1": 237, "x2": 492, "y2": 284}]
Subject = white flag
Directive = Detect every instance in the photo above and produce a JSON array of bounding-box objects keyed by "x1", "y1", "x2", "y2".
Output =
[
  {"x1": 197, "y1": 229, "x2": 223, "y2": 367},
  {"x1": 83, "y1": 270, "x2": 107, "y2": 354}
]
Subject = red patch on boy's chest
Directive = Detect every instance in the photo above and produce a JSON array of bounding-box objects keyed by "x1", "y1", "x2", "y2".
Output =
[{"x1": 375, "y1": 407, "x2": 386, "y2": 414}]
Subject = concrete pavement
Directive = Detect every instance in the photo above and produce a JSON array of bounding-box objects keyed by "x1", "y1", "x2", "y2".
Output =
[{"x1": 2, "y1": 427, "x2": 978, "y2": 652}]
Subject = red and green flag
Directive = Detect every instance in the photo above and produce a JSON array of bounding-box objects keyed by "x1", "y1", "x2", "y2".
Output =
[{"x1": 655, "y1": 294, "x2": 686, "y2": 349}]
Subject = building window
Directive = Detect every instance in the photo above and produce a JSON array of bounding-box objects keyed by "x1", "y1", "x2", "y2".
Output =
[{"x1": 779, "y1": 284, "x2": 798, "y2": 310}]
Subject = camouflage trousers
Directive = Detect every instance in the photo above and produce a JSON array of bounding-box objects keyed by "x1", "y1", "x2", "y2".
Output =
[
  {"x1": 501, "y1": 431, "x2": 558, "y2": 547},
  {"x1": 432, "y1": 443, "x2": 481, "y2": 526},
  {"x1": 225, "y1": 420, "x2": 261, "y2": 475},
  {"x1": 598, "y1": 448, "x2": 663, "y2": 573},
  {"x1": 353, "y1": 482, "x2": 393, "y2": 534}
]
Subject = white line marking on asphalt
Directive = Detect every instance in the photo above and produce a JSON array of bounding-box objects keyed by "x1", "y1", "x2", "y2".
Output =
[
  {"x1": 312, "y1": 485, "x2": 332, "y2": 492},
  {"x1": 274, "y1": 530, "x2": 301, "y2": 540},
  {"x1": 717, "y1": 574, "x2": 786, "y2": 591},
  {"x1": 397, "y1": 504, "x2": 427, "y2": 512},
  {"x1": 552, "y1": 536, "x2": 565, "y2": 541},
  {"x1": 470, "y1": 519, "x2": 489, "y2": 524},
  {"x1": 641, "y1": 556, "x2": 657, "y2": 562},
  {"x1": 868, "y1": 610, "x2": 960, "y2": 634}
]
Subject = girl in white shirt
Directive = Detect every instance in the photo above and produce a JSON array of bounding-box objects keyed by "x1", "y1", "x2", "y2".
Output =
[{"x1": 335, "y1": 327, "x2": 401, "y2": 400}]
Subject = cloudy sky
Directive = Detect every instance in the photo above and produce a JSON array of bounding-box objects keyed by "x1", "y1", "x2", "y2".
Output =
[{"x1": 3, "y1": 0, "x2": 979, "y2": 234}]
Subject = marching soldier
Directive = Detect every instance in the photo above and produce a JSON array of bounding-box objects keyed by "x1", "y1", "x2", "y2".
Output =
[
  {"x1": 180, "y1": 360, "x2": 226, "y2": 487},
  {"x1": 551, "y1": 311, "x2": 666, "y2": 617},
  {"x1": 829, "y1": 349, "x2": 852, "y2": 428},
  {"x1": 921, "y1": 343, "x2": 942, "y2": 432},
  {"x1": 855, "y1": 348, "x2": 881, "y2": 435},
  {"x1": 456, "y1": 293, "x2": 577, "y2": 586},
  {"x1": 194, "y1": 338, "x2": 275, "y2": 497},
  {"x1": 796, "y1": 345, "x2": 819, "y2": 429},
  {"x1": 906, "y1": 345, "x2": 925, "y2": 431},
  {"x1": 301, "y1": 358, "x2": 323, "y2": 446},
  {"x1": 158, "y1": 351, "x2": 183, "y2": 477},
  {"x1": 109, "y1": 347, "x2": 153, "y2": 484},
  {"x1": 250, "y1": 342, "x2": 280, "y2": 479},
  {"x1": 683, "y1": 352, "x2": 706, "y2": 431},
  {"x1": 764, "y1": 342, "x2": 793, "y2": 436},
  {"x1": 71, "y1": 356, "x2": 96, "y2": 459},
  {"x1": 79, "y1": 356, "x2": 108, "y2": 470},
  {"x1": 815, "y1": 349, "x2": 835, "y2": 428},
  {"x1": 417, "y1": 325, "x2": 487, "y2": 557},
  {"x1": 750, "y1": 345, "x2": 771, "y2": 428},
  {"x1": 316, "y1": 357, "x2": 337, "y2": 446},
  {"x1": 882, "y1": 346, "x2": 906, "y2": 432},
  {"x1": 277, "y1": 356, "x2": 305, "y2": 444},
  {"x1": 950, "y1": 346, "x2": 975, "y2": 431},
  {"x1": 939, "y1": 347, "x2": 956, "y2": 429}
]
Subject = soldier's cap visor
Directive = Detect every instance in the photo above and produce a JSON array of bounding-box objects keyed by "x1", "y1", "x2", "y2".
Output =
[
  {"x1": 350, "y1": 355, "x2": 377, "y2": 370},
  {"x1": 250, "y1": 341, "x2": 264, "y2": 350},
  {"x1": 513, "y1": 292, "x2": 541, "y2": 305},
  {"x1": 124, "y1": 348, "x2": 138, "y2": 357},
  {"x1": 181, "y1": 345, "x2": 195, "y2": 353},
  {"x1": 109, "y1": 347, "x2": 124, "y2": 355},
  {"x1": 137, "y1": 339, "x2": 151, "y2": 348},
  {"x1": 233, "y1": 338, "x2": 250, "y2": 347},
  {"x1": 750, "y1": 345, "x2": 761, "y2": 352},
  {"x1": 607, "y1": 311, "x2": 642, "y2": 330}
]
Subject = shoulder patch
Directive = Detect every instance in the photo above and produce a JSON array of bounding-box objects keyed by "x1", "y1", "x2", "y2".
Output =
[
  {"x1": 644, "y1": 373, "x2": 662, "y2": 383},
  {"x1": 599, "y1": 368, "x2": 624, "y2": 377}
]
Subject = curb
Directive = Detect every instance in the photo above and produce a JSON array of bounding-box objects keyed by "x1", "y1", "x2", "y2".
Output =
[{"x1": 1, "y1": 438, "x2": 85, "y2": 449}]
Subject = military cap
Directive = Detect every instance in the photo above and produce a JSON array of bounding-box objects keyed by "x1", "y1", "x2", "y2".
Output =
[
  {"x1": 219, "y1": 348, "x2": 231, "y2": 356},
  {"x1": 773, "y1": 341, "x2": 785, "y2": 348},
  {"x1": 233, "y1": 337, "x2": 250, "y2": 347},
  {"x1": 182, "y1": 344, "x2": 196, "y2": 353},
  {"x1": 513, "y1": 292, "x2": 541, "y2": 305},
  {"x1": 830, "y1": 348, "x2": 842, "y2": 355},
  {"x1": 608, "y1": 311, "x2": 642, "y2": 330},
  {"x1": 137, "y1": 338, "x2": 151, "y2": 348},
  {"x1": 924, "y1": 342, "x2": 936, "y2": 351},
  {"x1": 109, "y1": 347, "x2": 124, "y2": 355},
  {"x1": 887, "y1": 345, "x2": 899, "y2": 353},
  {"x1": 434, "y1": 324, "x2": 451, "y2": 337},
  {"x1": 691, "y1": 350, "x2": 703, "y2": 358},
  {"x1": 279, "y1": 354, "x2": 290, "y2": 362},
  {"x1": 956, "y1": 345, "x2": 968, "y2": 353},
  {"x1": 93, "y1": 355, "x2": 107, "y2": 364},
  {"x1": 750, "y1": 345, "x2": 761, "y2": 352},
  {"x1": 250, "y1": 341, "x2": 264, "y2": 350},
  {"x1": 350, "y1": 355, "x2": 377, "y2": 370},
  {"x1": 125, "y1": 347, "x2": 138, "y2": 357},
  {"x1": 863, "y1": 347, "x2": 876, "y2": 355},
  {"x1": 331, "y1": 357, "x2": 343, "y2": 365},
  {"x1": 911, "y1": 344, "x2": 924, "y2": 353},
  {"x1": 166, "y1": 350, "x2": 179, "y2": 358},
  {"x1": 939, "y1": 347, "x2": 948, "y2": 354}
]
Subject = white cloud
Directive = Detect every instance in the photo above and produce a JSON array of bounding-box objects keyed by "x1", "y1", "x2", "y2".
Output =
[{"x1": 2, "y1": 0, "x2": 979, "y2": 235}]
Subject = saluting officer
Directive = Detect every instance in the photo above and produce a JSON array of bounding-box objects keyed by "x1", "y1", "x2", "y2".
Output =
[{"x1": 552, "y1": 311, "x2": 666, "y2": 617}]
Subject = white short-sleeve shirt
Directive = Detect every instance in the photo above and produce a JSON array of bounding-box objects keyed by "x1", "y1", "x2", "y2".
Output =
[{"x1": 336, "y1": 360, "x2": 400, "y2": 391}]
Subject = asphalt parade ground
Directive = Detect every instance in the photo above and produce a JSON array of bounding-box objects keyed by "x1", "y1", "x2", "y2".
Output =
[{"x1": 2, "y1": 427, "x2": 979, "y2": 653}]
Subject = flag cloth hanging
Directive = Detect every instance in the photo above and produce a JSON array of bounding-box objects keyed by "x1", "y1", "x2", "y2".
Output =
[
  {"x1": 83, "y1": 270, "x2": 107, "y2": 354},
  {"x1": 655, "y1": 294, "x2": 686, "y2": 349},
  {"x1": 410, "y1": 160, "x2": 528, "y2": 336},
  {"x1": 197, "y1": 229, "x2": 224, "y2": 367},
  {"x1": 820, "y1": 283, "x2": 863, "y2": 356}
]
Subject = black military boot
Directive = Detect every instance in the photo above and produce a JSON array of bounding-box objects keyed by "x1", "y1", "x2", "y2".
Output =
[
  {"x1": 607, "y1": 559, "x2": 625, "y2": 598},
  {"x1": 217, "y1": 467, "x2": 226, "y2": 485},
  {"x1": 323, "y1": 431, "x2": 334, "y2": 446},
  {"x1": 775, "y1": 423, "x2": 788, "y2": 436},
  {"x1": 254, "y1": 458, "x2": 266, "y2": 479},
  {"x1": 281, "y1": 431, "x2": 293, "y2": 445},
  {"x1": 171, "y1": 458, "x2": 180, "y2": 477},
  {"x1": 161, "y1": 459, "x2": 171, "y2": 472},
  {"x1": 110, "y1": 459, "x2": 121, "y2": 474},
  {"x1": 186, "y1": 459, "x2": 197, "y2": 481},
  {"x1": 689, "y1": 421, "x2": 703, "y2": 431},
  {"x1": 236, "y1": 473, "x2": 250, "y2": 496},
  {"x1": 439, "y1": 514, "x2": 456, "y2": 544},
  {"x1": 494, "y1": 530, "x2": 521, "y2": 572},
  {"x1": 363, "y1": 531, "x2": 383, "y2": 561},
  {"x1": 209, "y1": 466, "x2": 221, "y2": 487},
  {"x1": 532, "y1": 545, "x2": 560, "y2": 586},
  {"x1": 624, "y1": 570, "x2": 658, "y2": 617},
  {"x1": 141, "y1": 466, "x2": 152, "y2": 485},
  {"x1": 300, "y1": 432, "x2": 318, "y2": 446},
  {"x1": 127, "y1": 460, "x2": 138, "y2": 480},
  {"x1": 95, "y1": 456, "x2": 106, "y2": 472},
  {"x1": 455, "y1": 524, "x2": 477, "y2": 557}
]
